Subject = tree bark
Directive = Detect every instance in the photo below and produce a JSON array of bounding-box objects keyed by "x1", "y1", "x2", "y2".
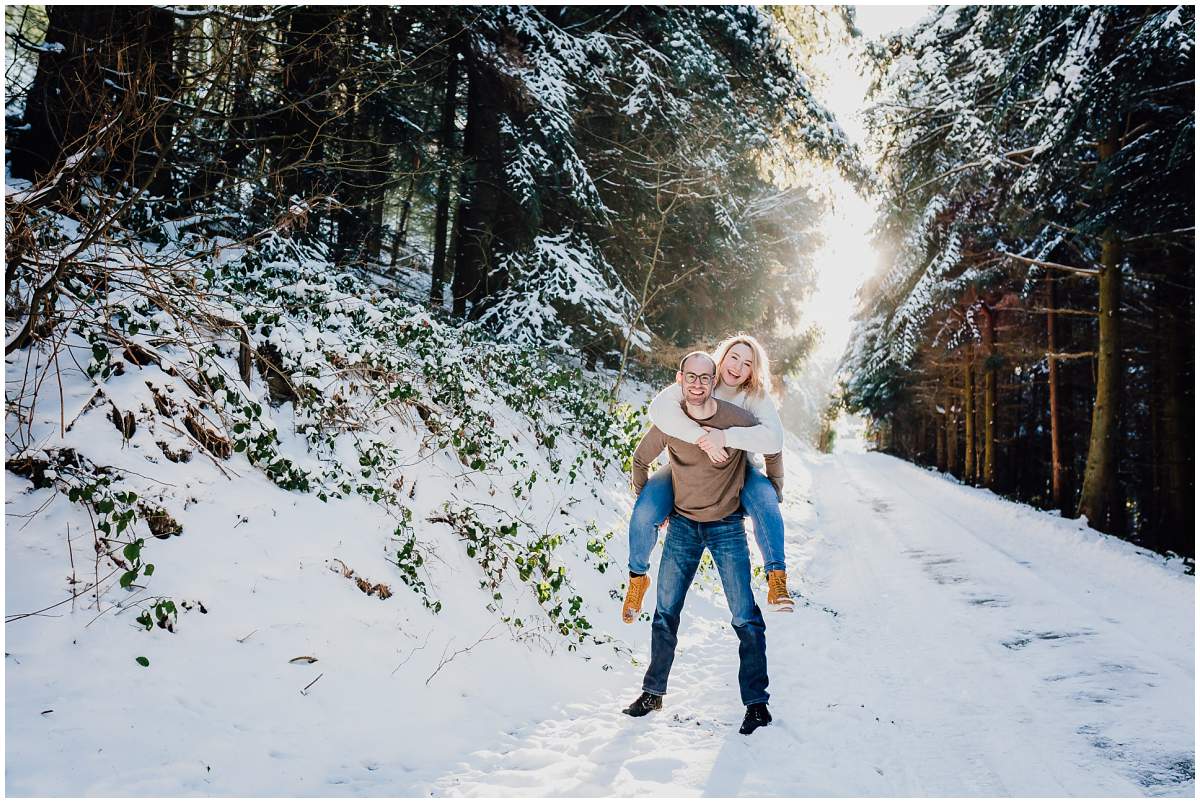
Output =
[
  {"x1": 430, "y1": 38, "x2": 461, "y2": 306},
  {"x1": 363, "y1": 7, "x2": 389, "y2": 262},
  {"x1": 1077, "y1": 232, "x2": 1121, "y2": 529},
  {"x1": 10, "y1": 6, "x2": 90, "y2": 181},
  {"x1": 935, "y1": 404, "x2": 947, "y2": 471},
  {"x1": 182, "y1": 11, "x2": 262, "y2": 208},
  {"x1": 980, "y1": 303, "x2": 997, "y2": 488},
  {"x1": 452, "y1": 37, "x2": 501, "y2": 316},
  {"x1": 946, "y1": 404, "x2": 959, "y2": 475},
  {"x1": 963, "y1": 345, "x2": 976, "y2": 484},
  {"x1": 395, "y1": 168, "x2": 419, "y2": 255},
  {"x1": 277, "y1": 8, "x2": 338, "y2": 221},
  {"x1": 452, "y1": 30, "x2": 530, "y2": 318},
  {"x1": 334, "y1": 84, "x2": 365, "y2": 262},
  {"x1": 1077, "y1": 134, "x2": 1123, "y2": 531},
  {"x1": 1045, "y1": 274, "x2": 1065, "y2": 512},
  {"x1": 1153, "y1": 248, "x2": 1193, "y2": 554},
  {"x1": 118, "y1": 8, "x2": 177, "y2": 197},
  {"x1": 443, "y1": 172, "x2": 465, "y2": 310},
  {"x1": 13, "y1": 7, "x2": 176, "y2": 193},
  {"x1": 365, "y1": 118, "x2": 387, "y2": 262}
]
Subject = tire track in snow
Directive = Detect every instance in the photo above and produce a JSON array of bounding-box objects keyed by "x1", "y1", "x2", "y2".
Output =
[{"x1": 823, "y1": 452, "x2": 1192, "y2": 796}]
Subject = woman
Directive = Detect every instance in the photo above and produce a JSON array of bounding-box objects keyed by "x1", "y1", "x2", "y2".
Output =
[{"x1": 623, "y1": 333, "x2": 793, "y2": 623}]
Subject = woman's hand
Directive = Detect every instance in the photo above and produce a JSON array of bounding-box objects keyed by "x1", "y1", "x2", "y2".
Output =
[
  {"x1": 698, "y1": 427, "x2": 729, "y2": 464},
  {"x1": 698, "y1": 427, "x2": 727, "y2": 452}
]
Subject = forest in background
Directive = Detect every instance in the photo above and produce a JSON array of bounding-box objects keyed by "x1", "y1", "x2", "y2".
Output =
[
  {"x1": 5, "y1": 5, "x2": 862, "y2": 378},
  {"x1": 4, "y1": 5, "x2": 1194, "y2": 571},
  {"x1": 844, "y1": 5, "x2": 1194, "y2": 558}
]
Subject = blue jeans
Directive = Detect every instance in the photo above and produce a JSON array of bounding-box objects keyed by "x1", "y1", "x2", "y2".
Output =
[
  {"x1": 628, "y1": 464, "x2": 785, "y2": 575},
  {"x1": 641, "y1": 513, "x2": 769, "y2": 706}
]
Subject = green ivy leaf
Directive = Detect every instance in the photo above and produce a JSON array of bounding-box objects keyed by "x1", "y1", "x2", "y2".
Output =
[{"x1": 135, "y1": 656, "x2": 149, "y2": 667}]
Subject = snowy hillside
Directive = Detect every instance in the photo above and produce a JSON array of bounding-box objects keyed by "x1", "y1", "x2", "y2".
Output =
[
  {"x1": 5, "y1": 381, "x2": 641, "y2": 794},
  {"x1": 4, "y1": 222, "x2": 652, "y2": 794}
]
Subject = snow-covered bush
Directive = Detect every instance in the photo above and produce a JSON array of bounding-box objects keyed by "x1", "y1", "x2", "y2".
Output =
[
  {"x1": 6, "y1": 213, "x2": 645, "y2": 646},
  {"x1": 478, "y1": 232, "x2": 648, "y2": 355}
]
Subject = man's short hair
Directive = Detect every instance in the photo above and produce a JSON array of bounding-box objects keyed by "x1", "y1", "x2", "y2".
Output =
[{"x1": 678, "y1": 351, "x2": 716, "y2": 374}]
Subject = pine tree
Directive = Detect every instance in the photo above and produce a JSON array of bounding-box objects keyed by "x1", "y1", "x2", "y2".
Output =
[{"x1": 845, "y1": 5, "x2": 1194, "y2": 553}]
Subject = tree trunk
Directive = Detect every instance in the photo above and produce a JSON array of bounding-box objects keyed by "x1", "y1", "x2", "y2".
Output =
[
  {"x1": 10, "y1": 6, "x2": 95, "y2": 181},
  {"x1": 980, "y1": 304, "x2": 997, "y2": 488},
  {"x1": 443, "y1": 173, "x2": 465, "y2": 311},
  {"x1": 334, "y1": 89, "x2": 364, "y2": 263},
  {"x1": 365, "y1": 119, "x2": 387, "y2": 262},
  {"x1": 13, "y1": 7, "x2": 176, "y2": 193},
  {"x1": 963, "y1": 345, "x2": 976, "y2": 484},
  {"x1": 183, "y1": 10, "x2": 262, "y2": 208},
  {"x1": 277, "y1": 8, "x2": 338, "y2": 220},
  {"x1": 935, "y1": 404, "x2": 947, "y2": 471},
  {"x1": 130, "y1": 8, "x2": 177, "y2": 197},
  {"x1": 1045, "y1": 274, "x2": 1065, "y2": 512},
  {"x1": 1077, "y1": 232, "x2": 1121, "y2": 528},
  {"x1": 1078, "y1": 134, "x2": 1123, "y2": 531},
  {"x1": 1153, "y1": 248, "x2": 1193, "y2": 555},
  {"x1": 453, "y1": 38, "x2": 500, "y2": 316},
  {"x1": 390, "y1": 225, "x2": 404, "y2": 271},
  {"x1": 452, "y1": 31, "x2": 529, "y2": 318},
  {"x1": 395, "y1": 167, "x2": 419, "y2": 254},
  {"x1": 916, "y1": 417, "x2": 923, "y2": 461},
  {"x1": 430, "y1": 38, "x2": 461, "y2": 306},
  {"x1": 334, "y1": 14, "x2": 380, "y2": 264},
  {"x1": 946, "y1": 405, "x2": 959, "y2": 475},
  {"x1": 363, "y1": 7, "x2": 389, "y2": 262}
]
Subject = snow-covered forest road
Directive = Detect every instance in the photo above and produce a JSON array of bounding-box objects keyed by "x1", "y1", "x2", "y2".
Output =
[{"x1": 426, "y1": 449, "x2": 1194, "y2": 797}]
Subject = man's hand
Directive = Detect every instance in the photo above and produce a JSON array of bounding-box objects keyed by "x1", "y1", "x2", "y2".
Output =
[{"x1": 698, "y1": 426, "x2": 729, "y2": 463}]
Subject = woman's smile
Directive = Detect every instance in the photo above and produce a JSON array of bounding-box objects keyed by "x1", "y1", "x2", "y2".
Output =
[{"x1": 720, "y1": 343, "x2": 755, "y2": 388}]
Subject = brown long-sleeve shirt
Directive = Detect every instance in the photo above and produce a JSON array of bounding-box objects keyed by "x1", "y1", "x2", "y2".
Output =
[{"x1": 631, "y1": 399, "x2": 784, "y2": 522}]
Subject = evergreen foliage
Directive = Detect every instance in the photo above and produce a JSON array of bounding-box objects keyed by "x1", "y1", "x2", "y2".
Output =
[
  {"x1": 5, "y1": 6, "x2": 859, "y2": 362},
  {"x1": 844, "y1": 5, "x2": 1194, "y2": 554}
]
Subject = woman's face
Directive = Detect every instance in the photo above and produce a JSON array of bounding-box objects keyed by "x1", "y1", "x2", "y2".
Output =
[{"x1": 719, "y1": 343, "x2": 755, "y2": 389}]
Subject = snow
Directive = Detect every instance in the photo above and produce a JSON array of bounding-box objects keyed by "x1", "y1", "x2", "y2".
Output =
[
  {"x1": 1028, "y1": 8, "x2": 1106, "y2": 157},
  {"x1": 429, "y1": 449, "x2": 1193, "y2": 796},
  {"x1": 7, "y1": 396, "x2": 1193, "y2": 794}
]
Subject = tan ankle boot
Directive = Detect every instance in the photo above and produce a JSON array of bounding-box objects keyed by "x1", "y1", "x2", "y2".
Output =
[
  {"x1": 622, "y1": 575, "x2": 651, "y2": 623},
  {"x1": 767, "y1": 570, "x2": 794, "y2": 612}
]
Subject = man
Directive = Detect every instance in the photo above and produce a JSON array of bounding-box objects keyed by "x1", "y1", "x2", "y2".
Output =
[{"x1": 621, "y1": 351, "x2": 777, "y2": 735}]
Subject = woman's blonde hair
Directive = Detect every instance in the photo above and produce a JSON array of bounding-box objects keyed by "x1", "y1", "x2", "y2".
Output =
[{"x1": 712, "y1": 333, "x2": 773, "y2": 398}]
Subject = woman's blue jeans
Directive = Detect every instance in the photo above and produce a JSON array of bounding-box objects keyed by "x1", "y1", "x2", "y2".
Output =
[
  {"x1": 628, "y1": 463, "x2": 785, "y2": 575},
  {"x1": 641, "y1": 513, "x2": 769, "y2": 706}
]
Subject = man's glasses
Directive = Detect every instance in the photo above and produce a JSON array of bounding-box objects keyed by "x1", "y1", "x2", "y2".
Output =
[{"x1": 683, "y1": 372, "x2": 713, "y2": 386}]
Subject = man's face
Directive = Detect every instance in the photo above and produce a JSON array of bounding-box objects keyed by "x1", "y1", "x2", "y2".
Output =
[{"x1": 677, "y1": 354, "x2": 716, "y2": 406}]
